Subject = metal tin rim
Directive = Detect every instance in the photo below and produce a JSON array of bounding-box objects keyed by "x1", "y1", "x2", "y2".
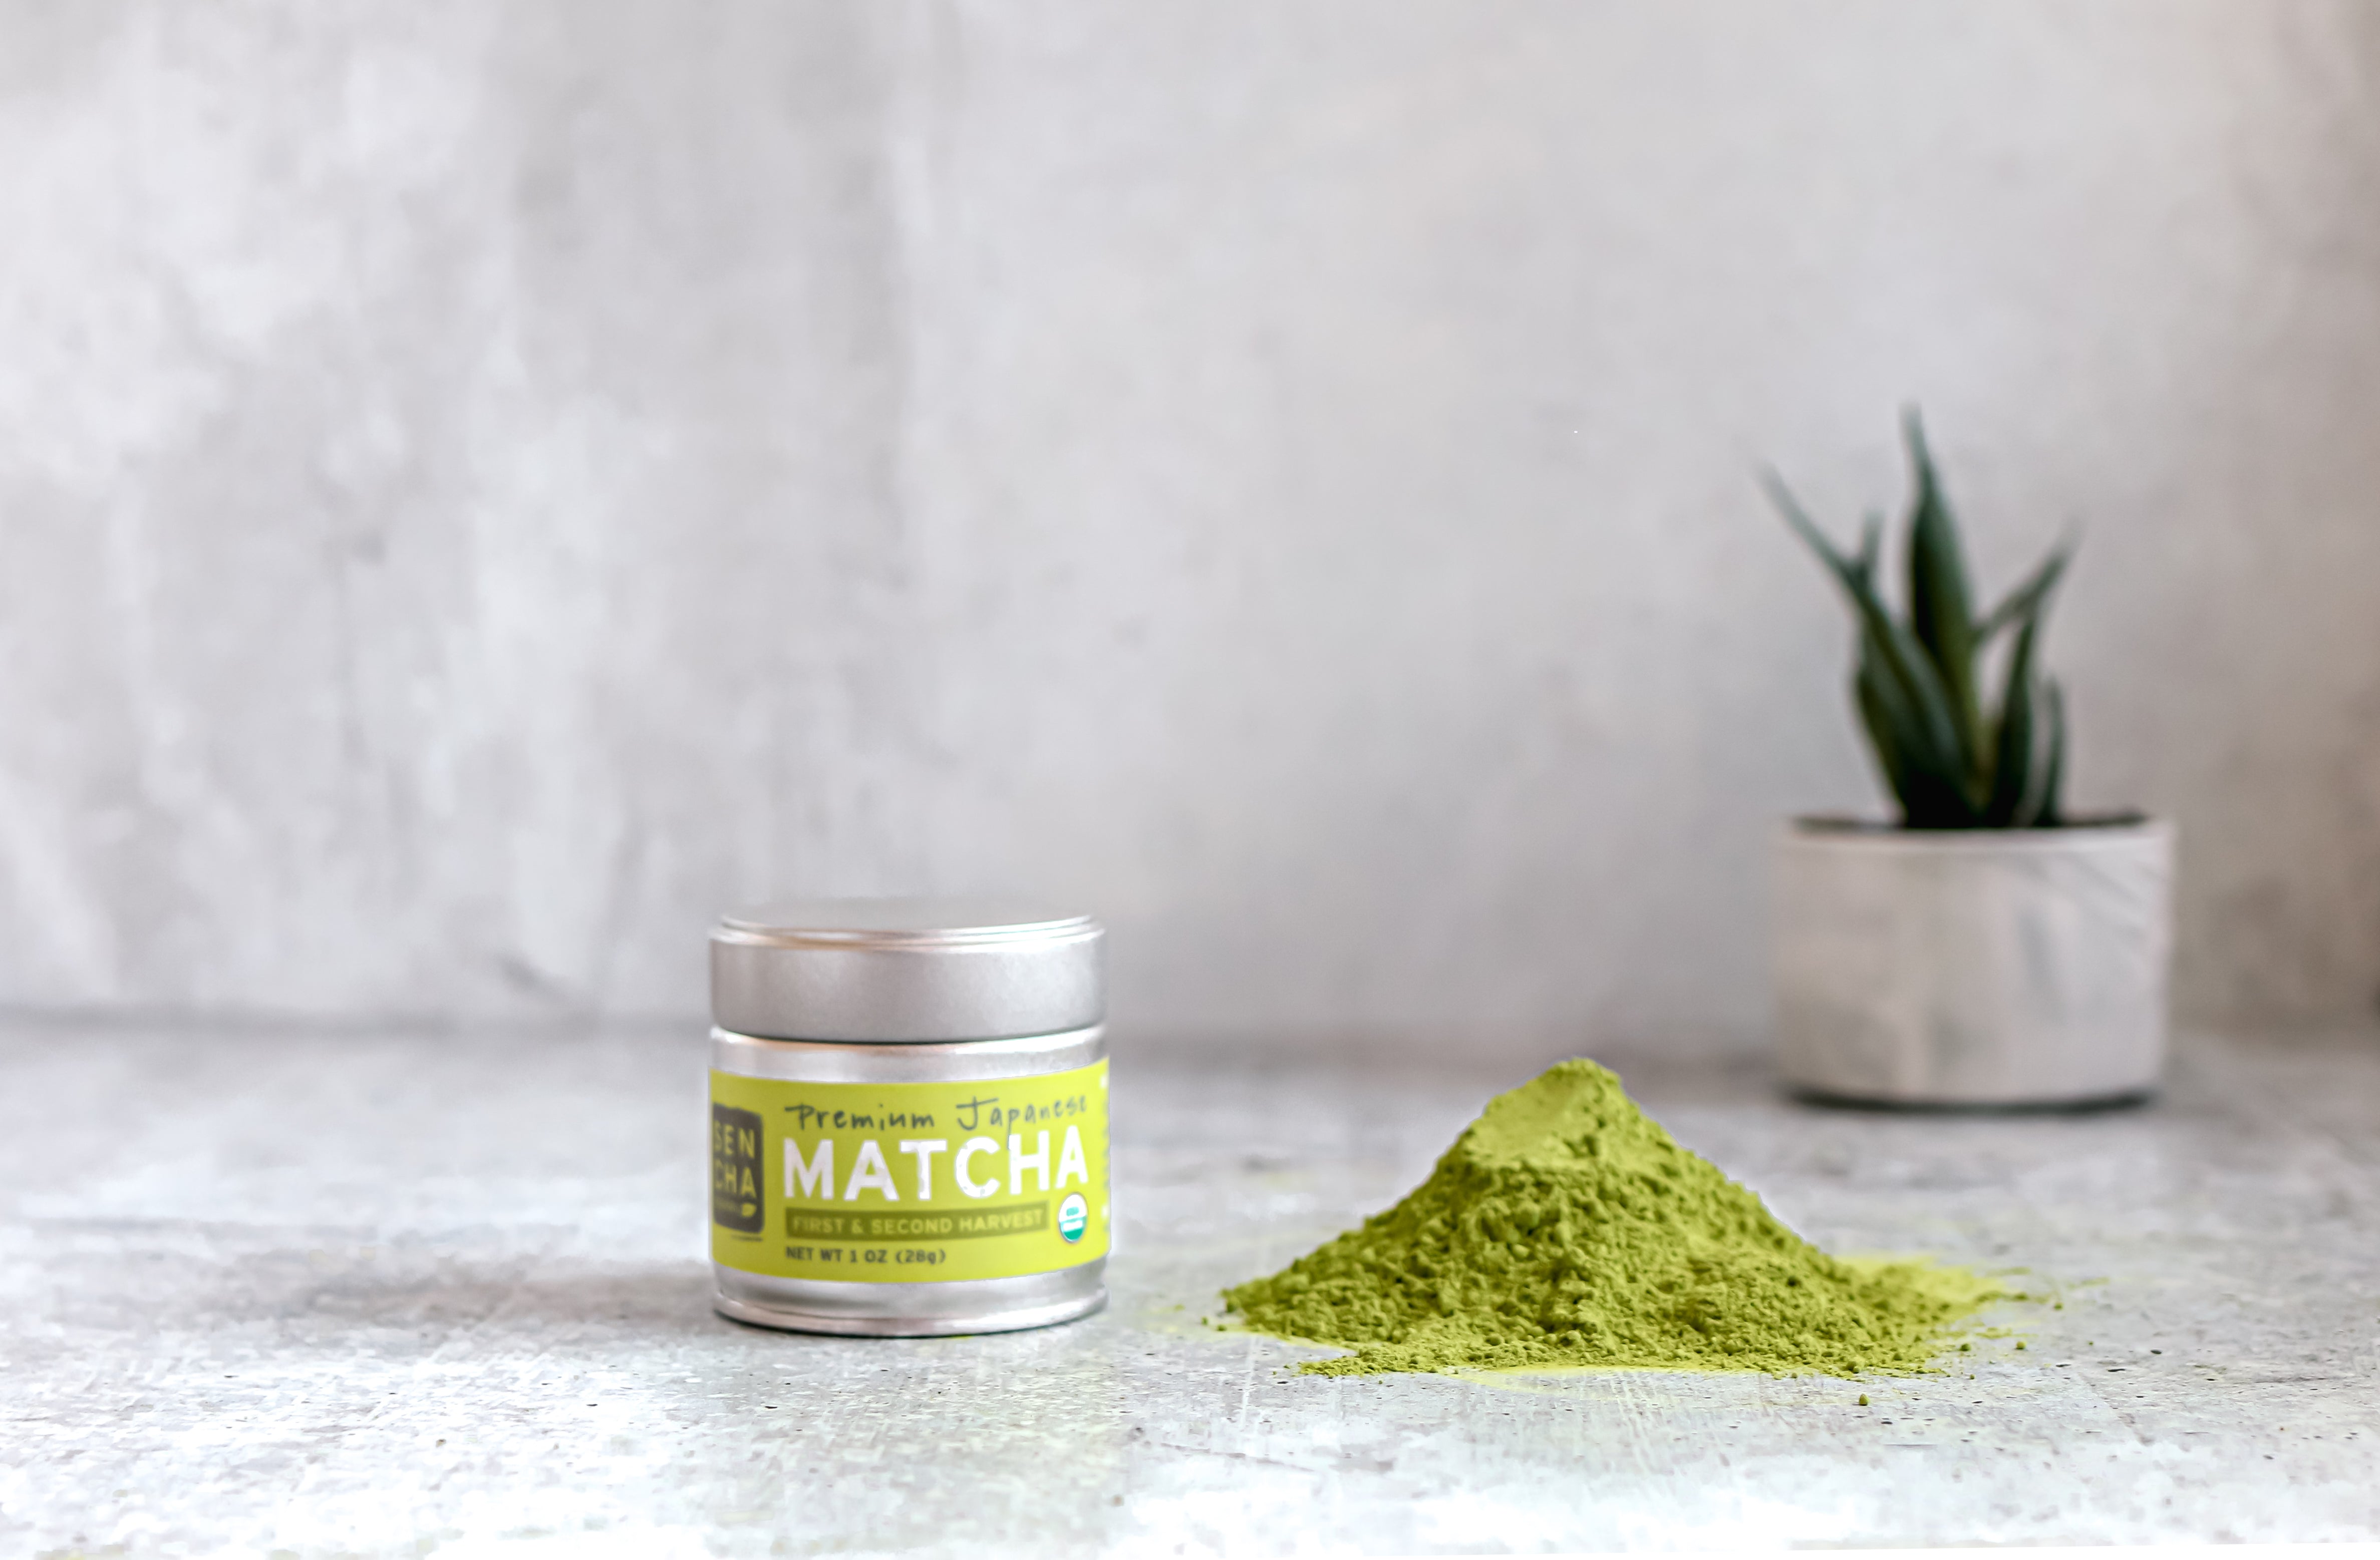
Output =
[
  {"x1": 712, "y1": 1260, "x2": 1109, "y2": 1336},
  {"x1": 712, "y1": 1024, "x2": 1105, "y2": 1084},
  {"x1": 715, "y1": 899, "x2": 1098, "y2": 951},
  {"x1": 711, "y1": 1286, "x2": 1107, "y2": 1338}
]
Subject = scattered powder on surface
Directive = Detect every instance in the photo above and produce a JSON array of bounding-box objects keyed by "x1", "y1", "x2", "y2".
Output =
[{"x1": 1223, "y1": 1060, "x2": 2000, "y2": 1378}]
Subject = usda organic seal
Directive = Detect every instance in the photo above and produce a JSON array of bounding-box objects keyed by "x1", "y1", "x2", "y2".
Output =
[{"x1": 1058, "y1": 1192, "x2": 1089, "y2": 1243}]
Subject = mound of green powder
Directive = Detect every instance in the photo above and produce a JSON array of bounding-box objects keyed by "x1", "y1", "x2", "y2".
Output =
[{"x1": 1223, "y1": 1060, "x2": 1997, "y2": 1377}]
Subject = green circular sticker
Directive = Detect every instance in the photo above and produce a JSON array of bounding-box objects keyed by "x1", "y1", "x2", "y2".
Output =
[{"x1": 1058, "y1": 1193, "x2": 1088, "y2": 1243}]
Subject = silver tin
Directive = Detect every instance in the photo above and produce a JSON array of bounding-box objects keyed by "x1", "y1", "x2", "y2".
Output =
[
  {"x1": 712, "y1": 899, "x2": 1101, "y2": 1042},
  {"x1": 709, "y1": 900, "x2": 1108, "y2": 1337}
]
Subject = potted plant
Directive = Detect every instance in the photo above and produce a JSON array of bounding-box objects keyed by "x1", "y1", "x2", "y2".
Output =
[{"x1": 1763, "y1": 413, "x2": 2173, "y2": 1107}]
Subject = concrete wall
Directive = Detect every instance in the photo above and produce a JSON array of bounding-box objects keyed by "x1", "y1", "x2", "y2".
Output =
[{"x1": 3, "y1": 1, "x2": 2376, "y2": 1049}]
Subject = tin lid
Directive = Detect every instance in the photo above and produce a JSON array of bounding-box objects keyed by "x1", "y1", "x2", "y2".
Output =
[{"x1": 709, "y1": 898, "x2": 1105, "y2": 1043}]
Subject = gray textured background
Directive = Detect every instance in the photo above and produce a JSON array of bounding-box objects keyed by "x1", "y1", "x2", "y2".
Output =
[{"x1": 2, "y1": 2, "x2": 2376, "y2": 1049}]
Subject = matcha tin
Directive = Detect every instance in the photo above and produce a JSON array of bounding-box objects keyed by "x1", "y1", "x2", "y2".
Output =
[{"x1": 708, "y1": 900, "x2": 1109, "y2": 1336}]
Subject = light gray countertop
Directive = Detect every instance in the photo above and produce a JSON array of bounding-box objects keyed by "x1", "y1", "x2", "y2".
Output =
[{"x1": 5, "y1": 1020, "x2": 2378, "y2": 1556}]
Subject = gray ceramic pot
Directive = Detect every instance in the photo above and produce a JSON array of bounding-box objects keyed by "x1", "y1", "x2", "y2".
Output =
[{"x1": 1771, "y1": 816, "x2": 2174, "y2": 1107}]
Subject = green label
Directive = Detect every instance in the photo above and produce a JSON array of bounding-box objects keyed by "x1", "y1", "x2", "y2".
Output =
[{"x1": 709, "y1": 1060, "x2": 1109, "y2": 1283}]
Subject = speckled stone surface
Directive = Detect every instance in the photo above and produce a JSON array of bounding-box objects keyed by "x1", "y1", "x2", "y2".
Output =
[{"x1": 4, "y1": 1020, "x2": 2378, "y2": 1556}]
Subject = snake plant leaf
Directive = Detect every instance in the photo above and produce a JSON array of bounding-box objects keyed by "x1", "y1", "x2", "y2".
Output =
[
  {"x1": 1902, "y1": 410, "x2": 1983, "y2": 766},
  {"x1": 1982, "y1": 609, "x2": 2041, "y2": 826},
  {"x1": 1764, "y1": 469, "x2": 1852, "y2": 576},
  {"x1": 1977, "y1": 534, "x2": 2074, "y2": 642},
  {"x1": 1852, "y1": 657, "x2": 1910, "y2": 808},
  {"x1": 1855, "y1": 509, "x2": 1883, "y2": 587},
  {"x1": 1836, "y1": 565, "x2": 1970, "y2": 792},
  {"x1": 1767, "y1": 470, "x2": 1969, "y2": 799},
  {"x1": 1857, "y1": 623, "x2": 1980, "y2": 822},
  {"x1": 2021, "y1": 678, "x2": 2067, "y2": 827},
  {"x1": 1854, "y1": 638, "x2": 1970, "y2": 823}
]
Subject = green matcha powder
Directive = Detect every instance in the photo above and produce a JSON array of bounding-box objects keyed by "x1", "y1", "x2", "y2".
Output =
[{"x1": 1224, "y1": 1060, "x2": 1998, "y2": 1378}]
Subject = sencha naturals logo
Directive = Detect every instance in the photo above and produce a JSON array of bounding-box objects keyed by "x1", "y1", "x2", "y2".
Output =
[
  {"x1": 712, "y1": 1104, "x2": 765, "y2": 1234},
  {"x1": 1058, "y1": 1192, "x2": 1088, "y2": 1243}
]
